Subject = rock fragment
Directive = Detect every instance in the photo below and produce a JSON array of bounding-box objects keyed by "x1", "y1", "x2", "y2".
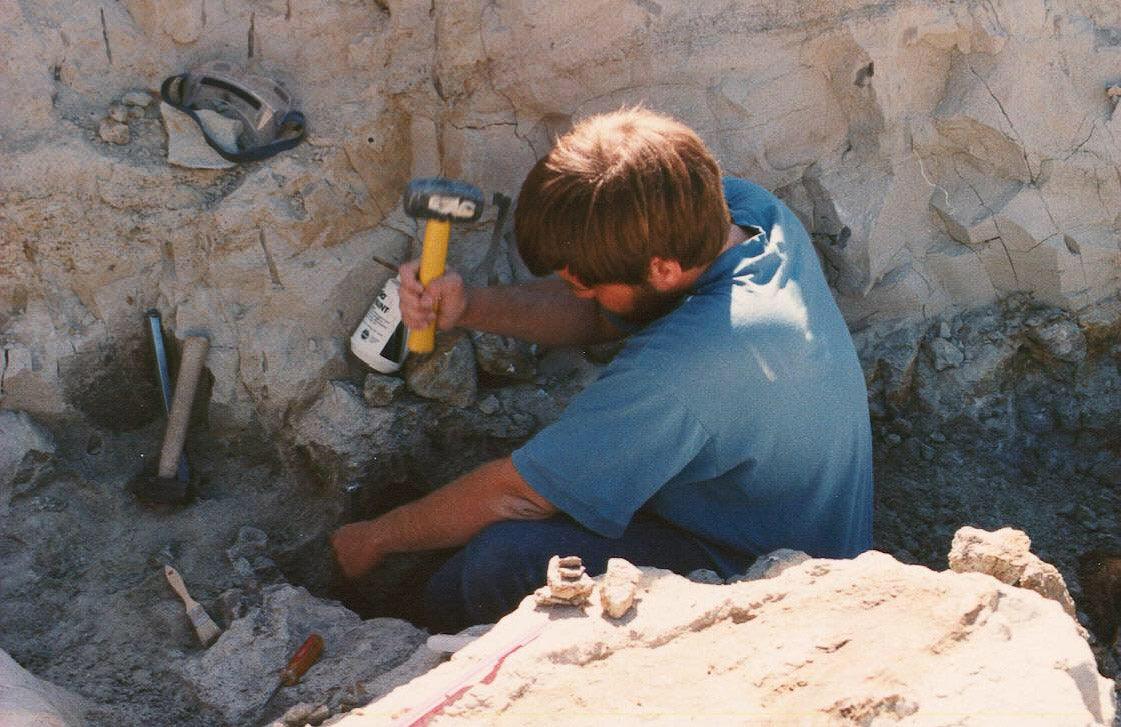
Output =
[
  {"x1": 98, "y1": 118, "x2": 130, "y2": 145},
  {"x1": 948, "y1": 526, "x2": 1077, "y2": 617},
  {"x1": 599, "y1": 558, "x2": 642, "y2": 618},
  {"x1": 122, "y1": 90, "x2": 153, "y2": 108},
  {"x1": 1028, "y1": 319, "x2": 1087, "y2": 363},
  {"x1": 107, "y1": 103, "x2": 129, "y2": 123},
  {"x1": 363, "y1": 373, "x2": 404, "y2": 406},
  {"x1": 404, "y1": 332, "x2": 477, "y2": 407},
  {"x1": 470, "y1": 331, "x2": 537, "y2": 381},
  {"x1": 0, "y1": 411, "x2": 56, "y2": 512},
  {"x1": 730, "y1": 548, "x2": 812, "y2": 582},
  {"x1": 928, "y1": 337, "x2": 964, "y2": 370},
  {"x1": 534, "y1": 555, "x2": 594, "y2": 607},
  {"x1": 160, "y1": 101, "x2": 236, "y2": 169}
]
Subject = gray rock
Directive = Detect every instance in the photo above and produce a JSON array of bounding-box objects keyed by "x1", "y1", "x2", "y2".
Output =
[
  {"x1": 289, "y1": 380, "x2": 410, "y2": 486},
  {"x1": 729, "y1": 549, "x2": 811, "y2": 582},
  {"x1": 98, "y1": 118, "x2": 130, "y2": 145},
  {"x1": 686, "y1": 568, "x2": 724, "y2": 584},
  {"x1": 0, "y1": 411, "x2": 56, "y2": 511},
  {"x1": 173, "y1": 584, "x2": 430, "y2": 726},
  {"x1": 477, "y1": 394, "x2": 501, "y2": 415},
  {"x1": 280, "y1": 702, "x2": 317, "y2": 726},
  {"x1": 363, "y1": 373, "x2": 404, "y2": 407},
  {"x1": 122, "y1": 90, "x2": 153, "y2": 107},
  {"x1": 470, "y1": 331, "x2": 537, "y2": 381},
  {"x1": 107, "y1": 103, "x2": 129, "y2": 123},
  {"x1": 929, "y1": 337, "x2": 964, "y2": 371},
  {"x1": 1028, "y1": 319, "x2": 1087, "y2": 363},
  {"x1": 404, "y1": 332, "x2": 477, "y2": 407}
]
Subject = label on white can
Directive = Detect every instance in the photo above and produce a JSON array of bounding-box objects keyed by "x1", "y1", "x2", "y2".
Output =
[{"x1": 351, "y1": 276, "x2": 408, "y2": 374}]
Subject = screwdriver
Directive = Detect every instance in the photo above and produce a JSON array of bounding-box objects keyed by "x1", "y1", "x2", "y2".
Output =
[{"x1": 264, "y1": 633, "x2": 324, "y2": 703}]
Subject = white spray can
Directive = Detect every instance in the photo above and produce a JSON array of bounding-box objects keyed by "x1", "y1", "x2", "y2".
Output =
[{"x1": 351, "y1": 276, "x2": 408, "y2": 374}]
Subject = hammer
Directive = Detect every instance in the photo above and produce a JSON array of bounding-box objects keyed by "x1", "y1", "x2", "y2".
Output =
[
  {"x1": 403, "y1": 177, "x2": 484, "y2": 353},
  {"x1": 130, "y1": 335, "x2": 209, "y2": 504}
]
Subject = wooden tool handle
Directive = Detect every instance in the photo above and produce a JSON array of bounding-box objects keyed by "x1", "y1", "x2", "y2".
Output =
[
  {"x1": 164, "y1": 565, "x2": 198, "y2": 608},
  {"x1": 408, "y1": 218, "x2": 451, "y2": 354},
  {"x1": 158, "y1": 336, "x2": 209, "y2": 479},
  {"x1": 281, "y1": 634, "x2": 325, "y2": 686}
]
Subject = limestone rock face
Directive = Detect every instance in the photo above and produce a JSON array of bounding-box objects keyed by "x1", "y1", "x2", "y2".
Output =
[
  {"x1": 3, "y1": 1, "x2": 1121, "y2": 444},
  {"x1": 353, "y1": 552, "x2": 1115, "y2": 726}
]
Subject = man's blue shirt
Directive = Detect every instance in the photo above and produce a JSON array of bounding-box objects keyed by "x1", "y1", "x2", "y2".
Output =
[{"x1": 511, "y1": 177, "x2": 873, "y2": 574}]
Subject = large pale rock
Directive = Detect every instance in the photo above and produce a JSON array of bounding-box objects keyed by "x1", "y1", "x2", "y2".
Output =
[
  {"x1": 354, "y1": 552, "x2": 1114, "y2": 725},
  {"x1": 172, "y1": 584, "x2": 439, "y2": 726},
  {"x1": 948, "y1": 526, "x2": 1077, "y2": 618},
  {"x1": 0, "y1": 648, "x2": 87, "y2": 727}
]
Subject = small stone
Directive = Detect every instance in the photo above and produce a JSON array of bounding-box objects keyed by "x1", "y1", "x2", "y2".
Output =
[
  {"x1": 929, "y1": 337, "x2": 964, "y2": 371},
  {"x1": 98, "y1": 118, "x2": 130, "y2": 145},
  {"x1": 363, "y1": 373, "x2": 404, "y2": 407},
  {"x1": 281, "y1": 702, "x2": 315, "y2": 726},
  {"x1": 729, "y1": 549, "x2": 811, "y2": 582},
  {"x1": 536, "y1": 554, "x2": 594, "y2": 606},
  {"x1": 890, "y1": 417, "x2": 913, "y2": 436},
  {"x1": 686, "y1": 569, "x2": 724, "y2": 584},
  {"x1": 470, "y1": 331, "x2": 537, "y2": 381},
  {"x1": 306, "y1": 705, "x2": 331, "y2": 725},
  {"x1": 885, "y1": 432, "x2": 902, "y2": 446},
  {"x1": 929, "y1": 430, "x2": 946, "y2": 443},
  {"x1": 122, "y1": 90, "x2": 153, "y2": 107},
  {"x1": 108, "y1": 103, "x2": 129, "y2": 123},
  {"x1": 939, "y1": 321, "x2": 952, "y2": 339},
  {"x1": 1028, "y1": 319, "x2": 1087, "y2": 363},
  {"x1": 599, "y1": 558, "x2": 642, "y2": 618},
  {"x1": 477, "y1": 394, "x2": 501, "y2": 415}
]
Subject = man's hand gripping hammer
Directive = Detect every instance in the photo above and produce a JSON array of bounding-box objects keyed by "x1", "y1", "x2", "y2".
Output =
[{"x1": 403, "y1": 177, "x2": 484, "y2": 353}]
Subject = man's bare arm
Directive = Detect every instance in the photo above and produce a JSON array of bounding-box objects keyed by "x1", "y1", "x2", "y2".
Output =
[
  {"x1": 330, "y1": 457, "x2": 557, "y2": 579},
  {"x1": 459, "y1": 277, "x2": 623, "y2": 346},
  {"x1": 398, "y1": 260, "x2": 622, "y2": 347}
]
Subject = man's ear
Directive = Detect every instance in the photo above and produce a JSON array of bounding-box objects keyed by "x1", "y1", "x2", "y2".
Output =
[{"x1": 647, "y1": 257, "x2": 686, "y2": 291}]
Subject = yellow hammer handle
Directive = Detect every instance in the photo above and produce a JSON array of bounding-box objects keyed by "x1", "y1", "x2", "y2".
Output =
[{"x1": 409, "y1": 218, "x2": 451, "y2": 353}]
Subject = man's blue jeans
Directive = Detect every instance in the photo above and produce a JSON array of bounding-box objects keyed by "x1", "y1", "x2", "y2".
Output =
[{"x1": 421, "y1": 514, "x2": 750, "y2": 633}]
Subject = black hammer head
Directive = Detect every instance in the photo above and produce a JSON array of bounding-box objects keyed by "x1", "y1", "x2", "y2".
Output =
[{"x1": 404, "y1": 178, "x2": 485, "y2": 222}]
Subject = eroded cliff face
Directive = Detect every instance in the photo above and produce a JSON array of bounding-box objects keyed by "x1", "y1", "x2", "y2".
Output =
[{"x1": 3, "y1": 0, "x2": 1120, "y2": 434}]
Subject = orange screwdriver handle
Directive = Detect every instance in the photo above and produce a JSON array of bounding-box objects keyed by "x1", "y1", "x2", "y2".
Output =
[{"x1": 280, "y1": 633, "x2": 324, "y2": 686}]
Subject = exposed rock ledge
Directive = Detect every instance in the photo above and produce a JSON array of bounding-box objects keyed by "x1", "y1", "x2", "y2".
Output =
[{"x1": 344, "y1": 550, "x2": 1115, "y2": 726}]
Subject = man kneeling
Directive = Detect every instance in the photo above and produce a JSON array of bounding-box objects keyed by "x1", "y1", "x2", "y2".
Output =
[{"x1": 331, "y1": 107, "x2": 873, "y2": 633}]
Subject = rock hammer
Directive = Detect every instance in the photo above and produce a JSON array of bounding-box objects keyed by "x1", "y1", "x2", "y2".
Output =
[{"x1": 402, "y1": 177, "x2": 484, "y2": 353}]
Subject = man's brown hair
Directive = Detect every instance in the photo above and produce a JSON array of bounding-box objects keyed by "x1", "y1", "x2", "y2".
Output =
[{"x1": 514, "y1": 107, "x2": 730, "y2": 286}]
